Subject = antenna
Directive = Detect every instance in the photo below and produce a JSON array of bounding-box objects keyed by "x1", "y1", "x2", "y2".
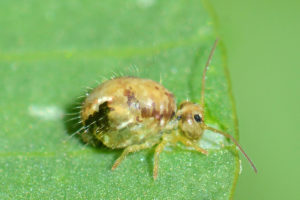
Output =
[
  {"x1": 198, "y1": 39, "x2": 257, "y2": 173},
  {"x1": 200, "y1": 38, "x2": 219, "y2": 120},
  {"x1": 205, "y1": 125, "x2": 258, "y2": 173}
]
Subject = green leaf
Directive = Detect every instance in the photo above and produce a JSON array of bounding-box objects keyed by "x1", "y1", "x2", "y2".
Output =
[{"x1": 0, "y1": 0, "x2": 239, "y2": 199}]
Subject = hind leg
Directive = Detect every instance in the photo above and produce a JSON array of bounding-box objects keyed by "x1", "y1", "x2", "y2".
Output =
[{"x1": 112, "y1": 141, "x2": 156, "y2": 170}]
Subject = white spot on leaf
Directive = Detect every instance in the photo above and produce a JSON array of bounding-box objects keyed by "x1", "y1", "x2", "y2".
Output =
[
  {"x1": 28, "y1": 105, "x2": 64, "y2": 120},
  {"x1": 199, "y1": 125, "x2": 229, "y2": 149}
]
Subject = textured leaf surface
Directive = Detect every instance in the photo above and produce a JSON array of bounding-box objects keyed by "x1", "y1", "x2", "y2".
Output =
[{"x1": 0, "y1": 0, "x2": 239, "y2": 199}]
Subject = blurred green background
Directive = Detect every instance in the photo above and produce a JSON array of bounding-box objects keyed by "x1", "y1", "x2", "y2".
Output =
[{"x1": 210, "y1": 0, "x2": 300, "y2": 199}]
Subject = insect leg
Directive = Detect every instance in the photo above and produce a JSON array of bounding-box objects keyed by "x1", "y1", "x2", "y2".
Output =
[
  {"x1": 111, "y1": 141, "x2": 156, "y2": 171},
  {"x1": 153, "y1": 139, "x2": 168, "y2": 180},
  {"x1": 177, "y1": 135, "x2": 208, "y2": 155}
]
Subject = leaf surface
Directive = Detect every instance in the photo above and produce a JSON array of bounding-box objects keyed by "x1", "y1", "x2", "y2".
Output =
[{"x1": 0, "y1": 0, "x2": 239, "y2": 199}]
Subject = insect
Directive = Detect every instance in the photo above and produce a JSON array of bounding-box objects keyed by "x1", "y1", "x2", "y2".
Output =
[{"x1": 79, "y1": 39, "x2": 257, "y2": 179}]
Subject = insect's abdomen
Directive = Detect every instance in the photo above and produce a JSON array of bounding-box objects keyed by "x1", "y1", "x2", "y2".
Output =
[{"x1": 81, "y1": 77, "x2": 176, "y2": 148}]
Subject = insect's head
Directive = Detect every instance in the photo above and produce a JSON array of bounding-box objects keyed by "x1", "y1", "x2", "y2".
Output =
[{"x1": 176, "y1": 101, "x2": 205, "y2": 140}]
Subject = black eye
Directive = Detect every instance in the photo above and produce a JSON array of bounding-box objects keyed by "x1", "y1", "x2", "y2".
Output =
[
  {"x1": 194, "y1": 114, "x2": 202, "y2": 122},
  {"x1": 177, "y1": 115, "x2": 182, "y2": 120}
]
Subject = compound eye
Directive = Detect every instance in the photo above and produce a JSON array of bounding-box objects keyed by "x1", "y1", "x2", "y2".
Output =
[{"x1": 194, "y1": 114, "x2": 202, "y2": 123}]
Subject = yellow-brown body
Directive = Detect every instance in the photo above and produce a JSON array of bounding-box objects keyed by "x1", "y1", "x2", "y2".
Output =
[{"x1": 81, "y1": 77, "x2": 176, "y2": 149}]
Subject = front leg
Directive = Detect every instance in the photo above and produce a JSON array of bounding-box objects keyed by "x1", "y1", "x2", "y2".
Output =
[
  {"x1": 111, "y1": 141, "x2": 156, "y2": 171},
  {"x1": 153, "y1": 134, "x2": 208, "y2": 180},
  {"x1": 176, "y1": 135, "x2": 208, "y2": 155}
]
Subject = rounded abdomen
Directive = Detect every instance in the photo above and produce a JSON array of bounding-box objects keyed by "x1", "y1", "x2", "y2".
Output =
[{"x1": 81, "y1": 77, "x2": 176, "y2": 148}]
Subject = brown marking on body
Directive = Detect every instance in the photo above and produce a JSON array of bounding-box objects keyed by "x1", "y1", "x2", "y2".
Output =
[
  {"x1": 152, "y1": 102, "x2": 161, "y2": 120},
  {"x1": 141, "y1": 101, "x2": 160, "y2": 121},
  {"x1": 123, "y1": 89, "x2": 137, "y2": 107},
  {"x1": 167, "y1": 101, "x2": 174, "y2": 119},
  {"x1": 141, "y1": 107, "x2": 151, "y2": 118},
  {"x1": 155, "y1": 86, "x2": 159, "y2": 90}
]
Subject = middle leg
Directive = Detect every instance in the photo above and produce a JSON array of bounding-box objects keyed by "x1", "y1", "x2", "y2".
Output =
[{"x1": 153, "y1": 139, "x2": 168, "y2": 180}]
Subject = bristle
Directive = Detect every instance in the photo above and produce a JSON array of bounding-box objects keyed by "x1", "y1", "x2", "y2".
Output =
[{"x1": 64, "y1": 116, "x2": 81, "y2": 122}]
